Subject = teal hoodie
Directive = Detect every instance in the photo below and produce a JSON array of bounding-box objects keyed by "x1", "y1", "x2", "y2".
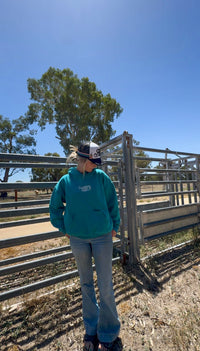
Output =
[{"x1": 49, "y1": 167, "x2": 120, "y2": 239}]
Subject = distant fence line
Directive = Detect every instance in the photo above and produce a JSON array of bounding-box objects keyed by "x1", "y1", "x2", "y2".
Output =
[{"x1": 0, "y1": 131, "x2": 200, "y2": 302}]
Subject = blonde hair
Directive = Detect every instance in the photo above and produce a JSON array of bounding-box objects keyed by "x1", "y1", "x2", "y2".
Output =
[
  {"x1": 66, "y1": 145, "x2": 79, "y2": 162},
  {"x1": 67, "y1": 145, "x2": 88, "y2": 174}
]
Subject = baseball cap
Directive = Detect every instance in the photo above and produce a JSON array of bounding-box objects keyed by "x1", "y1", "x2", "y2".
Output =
[{"x1": 77, "y1": 141, "x2": 101, "y2": 165}]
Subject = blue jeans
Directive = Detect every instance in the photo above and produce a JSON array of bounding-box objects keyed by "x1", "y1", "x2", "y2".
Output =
[{"x1": 70, "y1": 232, "x2": 120, "y2": 343}]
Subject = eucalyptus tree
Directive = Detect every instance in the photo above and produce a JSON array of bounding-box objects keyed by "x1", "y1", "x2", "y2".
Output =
[
  {"x1": 31, "y1": 152, "x2": 67, "y2": 182},
  {"x1": 26, "y1": 67, "x2": 123, "y2": 153},
  {"x1": 0, "y1": 115, "x2": 36, "y2": 196}
]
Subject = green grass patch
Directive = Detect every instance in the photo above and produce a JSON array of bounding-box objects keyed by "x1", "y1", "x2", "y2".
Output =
[{"x1": 140, "y1": 228, "x2": 200, "y2": 258}]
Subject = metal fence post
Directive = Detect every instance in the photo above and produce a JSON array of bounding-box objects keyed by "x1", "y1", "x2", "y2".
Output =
[
  {"x1": 122, "y1": 132, "x2": 140, "y2": 264},
  {"x1": 195, "y1": 156, "x2": 200, "y2": 232}
]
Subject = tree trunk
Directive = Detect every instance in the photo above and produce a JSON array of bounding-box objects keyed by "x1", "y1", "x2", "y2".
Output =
[
  {"x1": 0, "y1": 168, "x2": 10, "y2": 198},
  {"x1": 3, "y1": 168, "x2": 10, "y2": 182}
]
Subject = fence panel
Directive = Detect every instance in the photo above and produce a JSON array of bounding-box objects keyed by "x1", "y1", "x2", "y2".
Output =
[
  {"x1": 1, "y1": 131, "x2": 200, "y2": 302},
  {"x1": 134, "y1": 145, "x2": 200, "y2": 244},
  {"x1": 0, "y1": 144, "x2": 124, "y2": 302}
]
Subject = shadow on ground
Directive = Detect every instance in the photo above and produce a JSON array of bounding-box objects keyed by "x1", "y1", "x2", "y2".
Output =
[{"x1": 1, "y1": 240, "x2": 199, "y2": 351}]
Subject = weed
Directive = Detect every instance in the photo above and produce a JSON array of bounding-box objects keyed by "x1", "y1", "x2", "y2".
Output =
[
  {"x1": 170, "y1": 308, "x2": 200, "y2": 351},
  {"x1": 140, "y1": 228, "x2": 196, "y2": 258}
]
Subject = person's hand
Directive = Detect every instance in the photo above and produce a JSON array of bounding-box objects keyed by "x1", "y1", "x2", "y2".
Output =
[{"x1": 112, "y1": 230, "x2": 117, "y2": 237}]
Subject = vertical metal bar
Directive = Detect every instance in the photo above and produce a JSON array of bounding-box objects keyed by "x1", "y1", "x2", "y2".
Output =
[
  {"x1": 138, "y1": 210, "x2": 144, "y2": 245},
  {"x1": 162, "y1": 167, "x2": 166, "y2": 193},
  {"x1": 136, "y1": 167, "x2": 144, "y2": 244},
  {"x1": 175, "y1": 172, "x2": 179, "y2": 206},
  {"x1": 118, "y1": 160, "x2": 125, "y2": 259},
  {"x1": 102, "y1": 163, "x2": 108, "y2": 174},
  {"x1": 135, "y1": 167, "x2": 141, "y2": 199},
  {"x1": 122, "y1": 132, "x2": 140, "y2": 264},
  {"x1": 170, "y1": 166, "x2": 175, "y2": 206},
  {"x1": 165, "y1": 157, "x2": 173, "y2": 206},
  {"x1": 165, "y1": 150, "x2": 169, "y2": 195},
  {"x1": 178, "y1": 162, "x2": 184, "y2": 205},
  {"x1": 186, "y1": 170, "x2": 192, "y2": 204},
  {"x1": 180, "y1": 175, "x2": 184, "y2": 205},
  {"x1": 195, "y1": 156, "x2": 200, "y2": 231},
  {"x1": 192, "y1": 171, "x2": 197, "y2": 203}
]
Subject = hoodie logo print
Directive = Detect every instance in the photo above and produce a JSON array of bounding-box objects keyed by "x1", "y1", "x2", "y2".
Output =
[{"x1": 79, "y1": 185, "x2": 91, "y2": 192}]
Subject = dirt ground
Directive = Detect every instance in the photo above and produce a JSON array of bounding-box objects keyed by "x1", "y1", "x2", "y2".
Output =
[
  {"x1": 1, "y1": 239, "x2": 200, "y2": 351},
  {"x1": 0, "y1": 221, "x2": 55, "y2": 239}
]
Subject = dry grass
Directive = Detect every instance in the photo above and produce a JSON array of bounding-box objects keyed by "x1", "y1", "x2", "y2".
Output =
[
  {"x1": 1, "y1": 189, "x2": 200, "y2": 350},
  {"x1": 140, "y1": 228, "x2": 198, "y2": 258},
  {"x1": 0, "y1": 238, "x2": 200, "y2": 351},
  {"x1": 170, "y1": 307, "x2": 200, "y2": 351},
  {"x1": 0, "y1": 236, "x2": 69, "y2": 261}
]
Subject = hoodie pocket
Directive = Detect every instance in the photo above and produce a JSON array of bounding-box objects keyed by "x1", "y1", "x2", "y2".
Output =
[{"x1": 64, "y1": 208, "x2": 111, "y2": 235}]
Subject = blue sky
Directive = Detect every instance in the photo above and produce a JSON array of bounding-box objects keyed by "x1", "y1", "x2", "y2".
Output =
[{"x1": 1, "y1": 0, "x2": 200, "y2": 180}]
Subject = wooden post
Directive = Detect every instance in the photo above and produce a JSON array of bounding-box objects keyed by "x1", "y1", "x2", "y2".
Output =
[{"x1": 15, "y1": 190, "x2": 18, "y2": 209}]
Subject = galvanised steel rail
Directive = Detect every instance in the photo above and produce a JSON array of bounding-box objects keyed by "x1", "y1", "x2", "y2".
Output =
[
  {"x1": 1, "y1": 131, "x2": 200, "y2": 302},
  {"x1": 0, "y1": 199, "x2": 50, "y2": 209},
  {"x1": 0, "y1": 207, "x2": 49, "y2": 218},
  {"x1": 0, "y1": 244, "x2": 71, "y2": 266},
  {"x1": 134, "y1": 140, "x2": 200, "y2": 244},
  {"x1": 0, "y1": 163, "x2": 69, "y2": 168},
  {"x1": 0, "y1": 237, "x2": 121, "y2": 302},
  {"x1": 0, "y1": 240, "x2": 121, "y2": 277},
  {"x1": 0, "y1": 134, "x2": 126, "y2": 302},
  {"x1": 0, "y1": 257, "x2": 120, "y2": 302},
  {"x1": 100, "y1": 134, "x2": 124, "y2": 151},
  {"x1": 139, "y1": 190, "x2": 198, "y2": 199},
  {"x1": 0, "y1": 251, "x2": 74, "y2": 276},
  {"x1": 140, "y1": 180, "x2": 197, "y2": 185},
  {"x1": 0, "y1": 153, "x2": 67, "y2": 163},
  {"x1": 132, "y1": 145, "x2": 199, "y2": 157},
  {"x1": 0, "y1": 231, "x2": 64, "y2": 249},
  {"x1": 139, "y1": 168, "x2": 197, "y2": 173},
  {"x1": 0, "y1": 182, "x2": 56, "y2": 190},
  {"x1": 0, "y1": 216, "x2": 50, "y2": 229}
]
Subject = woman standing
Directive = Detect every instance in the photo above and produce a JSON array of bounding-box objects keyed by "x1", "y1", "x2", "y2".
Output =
[{"x1": 49, "y1": 142, "x2": 122, "y2": 351}]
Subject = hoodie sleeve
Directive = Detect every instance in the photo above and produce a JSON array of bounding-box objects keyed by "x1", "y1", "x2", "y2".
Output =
[
  {"x1": 102, "y1": 172, "x2": 120, "y2": 232},
  {"x1": 49, "y1": 177, "x2": 66, "y2": 233}
]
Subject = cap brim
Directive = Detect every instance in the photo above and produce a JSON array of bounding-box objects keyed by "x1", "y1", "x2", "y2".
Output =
[
  {"x1": 77, "y1": 150, "x2": 101, "y2": 165},
  {"x1": 89, "y1": 158, "x2": 101, "y2": 165}
]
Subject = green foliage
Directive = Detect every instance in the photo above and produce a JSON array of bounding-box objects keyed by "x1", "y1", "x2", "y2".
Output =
[
  {"x1": 31, "y1": 153, "x2": 67, "y2": 182},
  {"x1": 134, "y1": 149, "x2": 151, "y2": 169},
  {"x1": 107, "y1": 140, "x2": 151, "y2": 181},
  {"x1": 26, "y1": 67, "x2": 123, "y2": 153},
  {"x1": 0, "y1": 115, "x2": 36, "y2": 183},
  {"x1": 0, "y1": 115, "x2": 36, "y2": 155}
]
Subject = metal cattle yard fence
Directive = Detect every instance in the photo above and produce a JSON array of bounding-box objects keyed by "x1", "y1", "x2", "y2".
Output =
[{"x1": 0, "y1": 131, "x2": 200, "y2": 302}]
